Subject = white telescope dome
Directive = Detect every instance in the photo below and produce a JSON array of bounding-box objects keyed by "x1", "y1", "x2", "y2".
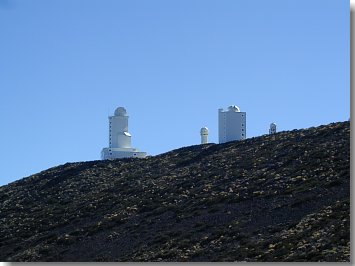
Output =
[
  {"x1": 101, "y1": 106, "x2": 147, "y2": 159},
  {"x1": 269, "y1": 122, "x2": 277, "y2": 134},
  {"x1": 200, "y1": 127, "x2": 209, "y2": 135},
  {"x1": 114, "y1": 107, "x2": 127, "y2": 116},
  {"x1": 228, "y1": 105, "x2": 240, "y2": 112}
]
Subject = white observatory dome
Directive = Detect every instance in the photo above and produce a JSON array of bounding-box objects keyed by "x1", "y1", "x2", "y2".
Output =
[
  {"x1": 114, "y1": 107, "x2": 127, "y2": 116},
  {"x1": 269, "y1": 122, "x2": 277, "y2": 134},
  {"x1": 200, "y1": 127, "x2": 209, "y2": 135},
  {"x1": 228, "y1": 105, "x2": 240, "y2": 112}
]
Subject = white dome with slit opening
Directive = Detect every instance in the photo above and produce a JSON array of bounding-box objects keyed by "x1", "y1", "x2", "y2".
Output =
[
  {"x1": 114, "y1": 107, "x2": 127, "y2": 116},
  {"x1": 228, "y1": 105, "x2": 240, "y2": 112},
  {"x1": 200, "y1": 127, "x2": 209, "y2": 135}
]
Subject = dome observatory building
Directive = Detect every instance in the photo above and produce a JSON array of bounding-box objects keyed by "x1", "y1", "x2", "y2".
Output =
[
  {"x1": 218, "y1": 105, "x2": 246, "y2": 143},
  {"x1": 101, "y1": 107, "x2": 147, "y2": 160},
  {"x1": 200, "y1": 127, "x2": 209, "y2": 144}
]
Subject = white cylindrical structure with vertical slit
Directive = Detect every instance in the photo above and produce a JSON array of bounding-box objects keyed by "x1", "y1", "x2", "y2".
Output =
[
  {"x1": 200, "y1": 127, "x2": 209, "y2": 144},
  {"x1": 269, "y1": 123, "x2": 277, "y2": 134}
]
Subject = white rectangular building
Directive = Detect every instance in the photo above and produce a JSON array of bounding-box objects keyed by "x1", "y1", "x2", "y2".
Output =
[{"x1": 218, "y1": 105, "x2": 246, "y2": 143}]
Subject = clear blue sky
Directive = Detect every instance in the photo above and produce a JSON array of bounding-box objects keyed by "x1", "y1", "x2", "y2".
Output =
[{"x1": 0, "y1": 0, "x2": 349, "y2": 186}]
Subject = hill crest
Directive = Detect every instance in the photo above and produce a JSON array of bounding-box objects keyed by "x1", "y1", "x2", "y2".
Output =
[{"x1": 0, "y1": 121, "x2": 350, "y2": 262}]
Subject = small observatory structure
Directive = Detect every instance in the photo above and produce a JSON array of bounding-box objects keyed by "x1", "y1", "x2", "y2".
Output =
[
  {"x1": 218, "y1": 105, "x2": 246, "y2": 143},
  {"x1": 101, "y1": 107, "x2": 147, "y2": 160},
  {"x1": 200, "y1": 127, "x2": 209, "y2": 144},
  {"x1": 269, "y1": 123, "x2": 277, "y2": 134}
]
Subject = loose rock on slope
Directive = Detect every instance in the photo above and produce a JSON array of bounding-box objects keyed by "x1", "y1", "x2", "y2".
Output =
[{"x1": 0, "y1": 121, "x2": 350, "y2": 262}]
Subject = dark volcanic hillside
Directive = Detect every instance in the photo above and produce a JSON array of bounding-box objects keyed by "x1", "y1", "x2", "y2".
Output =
[{"x1": 0, "y1": 122, "x2": 350, "y2": 262}]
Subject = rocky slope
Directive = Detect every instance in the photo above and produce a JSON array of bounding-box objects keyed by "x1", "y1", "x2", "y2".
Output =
[{"x1": 0, "y1": 121, "x2": 350, "y2": 262}]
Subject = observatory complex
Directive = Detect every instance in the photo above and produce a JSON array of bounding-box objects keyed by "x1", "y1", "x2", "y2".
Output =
[
  {"x1": 101, "y1": 107, "x2": 147, "y2": 160},
  {"x1": 101, "y1": 104, "x2": 248, "y2": 160},
  {"x1": 218, "y1": 105, "x2": 246, "y2": 143}
]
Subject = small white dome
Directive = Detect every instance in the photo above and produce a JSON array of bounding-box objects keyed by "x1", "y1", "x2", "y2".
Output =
[
  {"x1": 114, "y1": 107, "x2": 127, "y2": 116},
  {"x1": 270, "y1": 122, "x2": 277, "y2": 127},
  {"x1": 200, "y1": 127, "x2": 209, "y2": 134},
  {"x1": 228, "y1": 105, "x2": 240, "y2": 112}
]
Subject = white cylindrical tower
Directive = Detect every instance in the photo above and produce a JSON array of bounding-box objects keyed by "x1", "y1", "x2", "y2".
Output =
[
  {"x1": 110, "y1": 107, "x2": 132, "y2": 149},
  {"x1": 200, "y1": 127, "x2": 209, "y2": 144},
  {"x1": 269, "y1": 123, "x2": 277, "y2": 134},
  {"x1": 101, "y1": 106, "x2": 147, "y2": 160}
]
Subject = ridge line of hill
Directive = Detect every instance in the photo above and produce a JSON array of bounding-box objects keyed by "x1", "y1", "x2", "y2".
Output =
[{"x1": 0, "y1": 121, "x2": 350, "y2": 262}]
